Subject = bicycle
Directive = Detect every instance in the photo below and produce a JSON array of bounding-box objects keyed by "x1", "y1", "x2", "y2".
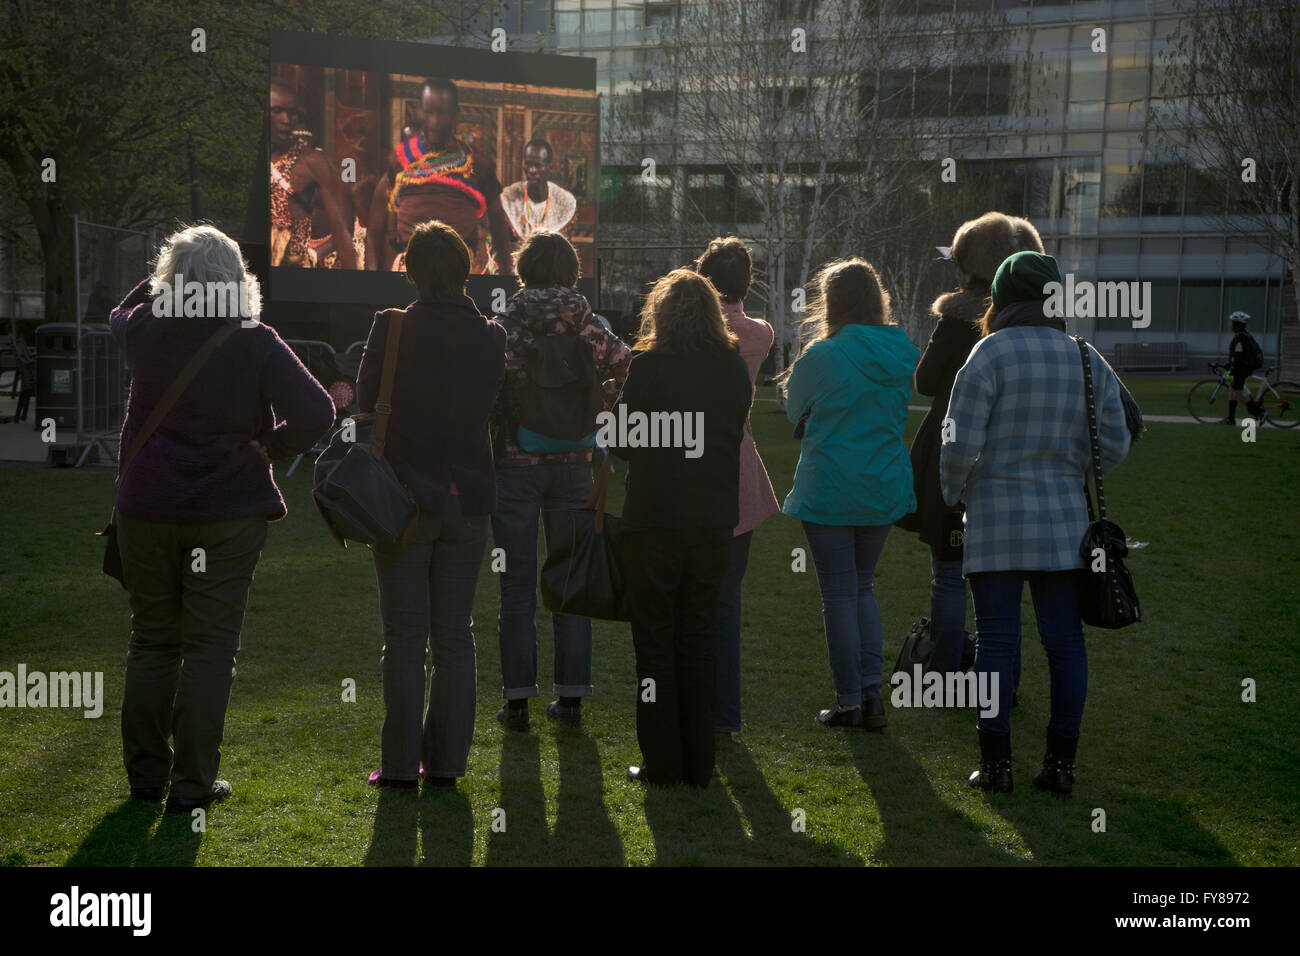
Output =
[{"x1": 1187, "y1": 363, "x2": 1300, "y2": 428}]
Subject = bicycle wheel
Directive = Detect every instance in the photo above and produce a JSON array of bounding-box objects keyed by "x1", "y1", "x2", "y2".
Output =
[
  {"x1": 1264, "y1": 381, "x2": 1300, "y2": 428},
  {"x1": 1187, "y1": 379, "x2": 1229, "y2": 424}
]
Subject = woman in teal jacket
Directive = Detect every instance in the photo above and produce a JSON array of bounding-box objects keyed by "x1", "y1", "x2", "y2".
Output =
[{"x1": 783, "y1": 258, "x2": 919, "y2": 730}]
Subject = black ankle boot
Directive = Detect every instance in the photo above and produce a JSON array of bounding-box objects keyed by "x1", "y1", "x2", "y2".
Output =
[
  {"x1": 968, "y1": 729, "x2": 1013, "y2": 792},
  {"x1": 1032, "y1": 727, "x2": 1077, "y2": 797}
]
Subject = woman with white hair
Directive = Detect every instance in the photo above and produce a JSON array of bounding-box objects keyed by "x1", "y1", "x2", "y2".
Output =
[{"x1": 109, "y1": 224, "x2": 335, "y2": 814}]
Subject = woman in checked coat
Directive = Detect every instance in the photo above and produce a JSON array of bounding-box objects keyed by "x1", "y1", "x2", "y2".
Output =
[{"x1": 941, "y1": 251, "x2": 1130, "y2": 797}]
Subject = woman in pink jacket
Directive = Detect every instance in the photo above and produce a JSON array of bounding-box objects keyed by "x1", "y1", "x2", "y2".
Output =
[{"x1": 695, "y1": 237, "x2": 781, "y2": 737}]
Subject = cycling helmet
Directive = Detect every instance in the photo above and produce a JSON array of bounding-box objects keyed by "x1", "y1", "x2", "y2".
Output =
[{"x1": 1229, "y1": 311, "x2": 1251, "y2": 327}]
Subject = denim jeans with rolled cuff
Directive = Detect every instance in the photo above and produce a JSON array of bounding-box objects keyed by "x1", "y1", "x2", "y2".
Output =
[{"x1": 492, "y1": 462, "x2": 595, "y2": 701}]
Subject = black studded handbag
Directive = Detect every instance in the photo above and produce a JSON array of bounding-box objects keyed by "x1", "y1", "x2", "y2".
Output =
[{"x1": 1075, "y1": 336, "x2": 1141, "y2": 629}]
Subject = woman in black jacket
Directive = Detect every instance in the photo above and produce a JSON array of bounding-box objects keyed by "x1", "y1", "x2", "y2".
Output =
[
  {"x1": 613, "y1": 269, "x2": 753, "y2": 787},
  {"x1": 897, "y1": 212, "x2": 1043, "y2": 678},
  {"x1": 355, "y1": 220, "x2": 506, "y2": 791}
]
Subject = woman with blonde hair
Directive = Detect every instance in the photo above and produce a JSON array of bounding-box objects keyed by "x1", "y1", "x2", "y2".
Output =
[
  {"x1": 782, "y1": 258, "x2": 919, "y2": 731},
  {"x1": 614, "y1": 269, "x2": 753, "y2": 786},
  {"x1": 897, "y1": 212, "x2": 1043, "y2": 684}
]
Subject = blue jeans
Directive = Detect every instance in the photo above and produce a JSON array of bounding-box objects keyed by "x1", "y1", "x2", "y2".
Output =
[
  {"x1": 492, "y1": 463, "x2": 595, "y2": 700},
  {"x1": 968, "y1": 570, "x2": 1087, "y2": 737},
  {"x1": 713, "y1": 531, "x2": 753, "y2": 733},
  {"x1": 802, "y1": 522, "x2": 892, "y2": 707},
  {"x1": 372, "y1": 499, "x2": 489, "y2": 779},
  {"x1": 928, "y1": 550, "x2": 967, "y2": 674}
]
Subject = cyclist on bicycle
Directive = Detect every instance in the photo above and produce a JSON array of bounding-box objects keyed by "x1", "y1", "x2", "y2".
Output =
[{"x1": 1222, "y1": 311, "x2": 1265, "y2": 424}]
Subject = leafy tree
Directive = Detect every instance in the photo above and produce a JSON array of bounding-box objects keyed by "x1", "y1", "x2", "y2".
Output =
[{"x1": 0, "y1": 0, "x2": 501, "y2": 324}]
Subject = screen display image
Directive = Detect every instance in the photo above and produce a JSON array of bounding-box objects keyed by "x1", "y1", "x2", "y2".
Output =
[{"x1": 267, "y1": 31, "x2": 597, "y2": 305}]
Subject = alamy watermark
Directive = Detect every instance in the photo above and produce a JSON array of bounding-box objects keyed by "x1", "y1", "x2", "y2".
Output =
[
  {"x1": 0, "y1": 665, "x2": 103, "y2": 718},
  {"x1": 889, "y1": 664, "x2": 999, "y2": 718},
  {"x1": 50, "y1": 886, "x2": 150, "y2": 936},
  {"x1": 594, "y1": 407, "x2": 705, "y2": 459},
  {"x1": 151, "y1": 273, "x2": 259, "y2": 326},
  {"x1": 1043, "y1": 275, "x2": 1152, "y2": 329}
]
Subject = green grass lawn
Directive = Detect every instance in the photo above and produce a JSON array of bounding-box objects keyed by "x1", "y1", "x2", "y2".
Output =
[{"x1": 1, "y1": 402, "x2": 1297, "y2": 866}]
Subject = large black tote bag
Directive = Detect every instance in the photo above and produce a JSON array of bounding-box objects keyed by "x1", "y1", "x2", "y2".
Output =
[
  {"x1": 313, "y1": 313, "x2": 417, "y2": 549},
  {"x1": 540, "y1": 451, "x2": 630, "y2": 622}
]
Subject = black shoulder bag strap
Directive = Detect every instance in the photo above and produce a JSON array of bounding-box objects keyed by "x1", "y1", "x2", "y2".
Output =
[
  {"x1": 1075, "y1": 335, "x2": 1106, "y2": 525},
  {"x1": 101, "y1": 321, "x2": 238, "y2": 585},
  {"x1": 117, "y1": 321, "x2": 239, "y2": 490}
]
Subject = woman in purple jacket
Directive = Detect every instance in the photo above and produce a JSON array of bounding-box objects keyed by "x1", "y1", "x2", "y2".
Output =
[{"x1": 111, "y1": 225, "x2": 335, "y2": 814}]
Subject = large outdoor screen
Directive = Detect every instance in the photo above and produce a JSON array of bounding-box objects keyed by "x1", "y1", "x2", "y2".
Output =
[{"x1": 267, "y1": 30, "x2": 598, "y2": 305}]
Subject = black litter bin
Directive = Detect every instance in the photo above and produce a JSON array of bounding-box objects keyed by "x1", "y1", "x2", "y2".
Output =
[{"x1": 36, "y1": 323, "x2": 109, "y2": 432}]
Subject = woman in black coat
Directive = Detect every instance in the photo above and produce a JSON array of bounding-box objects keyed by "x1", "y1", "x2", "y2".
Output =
[
  {"x1": 613, "y1": 269, "x2": 753, "y2": 787},
  {"x1": 897, "y1": 212, "x2": 1043, "y2": 677}
]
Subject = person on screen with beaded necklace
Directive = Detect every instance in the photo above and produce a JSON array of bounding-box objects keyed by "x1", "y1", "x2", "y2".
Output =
[
  {"x1": 366, "y1": 77, "x2": 515, "y2": 275},
  {"x1": 500, "y1": 139, "x2": 578, "y2": 246},
  {"x1": 269, "y1": 83, "x2": 356, "y2": 269}
]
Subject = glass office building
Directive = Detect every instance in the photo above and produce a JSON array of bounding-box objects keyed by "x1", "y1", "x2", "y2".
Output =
[{"x1": 488, "y1": 0, "x2": 1292, "y2": 365}]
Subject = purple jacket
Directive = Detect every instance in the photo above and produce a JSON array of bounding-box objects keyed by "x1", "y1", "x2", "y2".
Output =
[
  {"x1": 111, "y1": 278, "x2": 335, "y2": 523},
  {"x1": 356, "y1": 295, "x2": 506, "y2": 515}
]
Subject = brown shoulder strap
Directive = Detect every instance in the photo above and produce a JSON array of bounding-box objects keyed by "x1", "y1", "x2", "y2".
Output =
[
  {"x1": 117, "y1": 322, "x2": 238, "y2": 485},
  {"x1": 370, "y1": 312, "x2": 404, "y2": 460}
]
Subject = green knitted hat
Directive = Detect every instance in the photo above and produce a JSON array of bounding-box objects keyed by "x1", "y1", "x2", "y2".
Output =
[{"x1": 990, "y1": 251, "x2": 1063, "y2": 311}]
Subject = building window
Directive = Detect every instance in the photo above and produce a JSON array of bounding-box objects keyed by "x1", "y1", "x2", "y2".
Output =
[
  {"x1": 1102, "y1": 132, "x2": 1143, "y2": 220},
  {"x1": 1180, "y1": 279, "x2": 1223, "y2": 334},
  {"x1": 520, "y1": 0, "x2": 549, "y2": 34}
]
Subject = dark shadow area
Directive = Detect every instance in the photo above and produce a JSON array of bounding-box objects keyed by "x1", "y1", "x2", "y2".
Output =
[
  {"x1": 640, "y1": 756, "x2": 771, "y2": 866},
  {"x1": 363, "y1": 788, "x2": 419, "y2": 866},
  {"x1": 552, "y1": 726, "x2": 624, "y2": 865},
  {"x1": 842, "y1": 731, "x2": 1020, "y2": 866},
  {"x1": 136, "y1": 809, "x2": 203, "y2": 865},
  {"x1": 66, "y1": 799, "x2": 163, "y2": 866},
  {"x1": 715, "y1": 738, "x2": 863, "y2": 866},
  {"x1": 1000, "y1": 788, "x2": 1238, "y2": 867},
  {"x1": 418, "y1": 788, "x2": 474, "y2": 866},
  {"x1": 483, "y1": 731, "x2": 550, "y2": 865}
]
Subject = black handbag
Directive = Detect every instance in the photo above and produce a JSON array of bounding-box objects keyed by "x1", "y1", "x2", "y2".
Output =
[
  {"x1": 313, "y1": 313, "x2": 418, "y2": 549},
  {"x1": 892, "y1": 616, "x2": 978, "y2": 678},
  {"x1": 1075, "y1": 336, "x2": 1141, "y2": 629},
  {"x1": 99, "y1": 322, "x2": 237, "y2": 587},
  {"x1": 539, "y1": 451, "x2": 630, "y2": 622}
]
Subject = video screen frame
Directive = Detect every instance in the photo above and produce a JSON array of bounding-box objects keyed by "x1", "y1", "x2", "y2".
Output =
[{"x1": 266, "y1": 30, "x2": 600, "y2": 308}]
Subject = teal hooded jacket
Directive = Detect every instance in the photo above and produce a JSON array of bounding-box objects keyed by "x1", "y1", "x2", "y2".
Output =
[{"x1": 782, "y1": 323, "x2": 919, "y2": 526}]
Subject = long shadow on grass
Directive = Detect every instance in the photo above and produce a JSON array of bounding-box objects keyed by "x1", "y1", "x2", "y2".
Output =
[
  {"x1": 136, "y1": 811, "x2": 203, "y2": 865},
  {"x1": 841, "y1": 732, "x2": 1020, "y2": 866},
  {"x1": 641, "y1": 740, "x2": 861, "y2": 865},
  {"x1": 68, "y1": 800, "x2": 203, "y2": 866},
  {"x1": 67, "y1": 800, "x2": 163, "y2": 866},
  {"x1": 553, "y1": 727, "x2": 624, "y2": 865},
  {"x1": 419, "y1": 789, "x2": 473, "y2": 866},
  {"x1": 364, "y1": 789, "x2": 419, "y2": 866},
  {"x1": 715, "y1": 739, "x2": 864, "y2": 866},
  {"x1": 996, "y1": 788, "x2": 1237, "y2": 866},
  {"x1": 484, "y1": 731, "x2": 550, "y2": 865},
  {"x1": 641, "y1": 779, "x2": 753, "y2": 865}
]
